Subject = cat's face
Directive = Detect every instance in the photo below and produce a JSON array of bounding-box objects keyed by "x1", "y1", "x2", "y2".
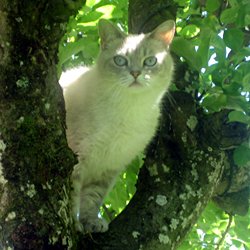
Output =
[{"x1": 97, "y1": 20, "x2": 175, "y2": 92}]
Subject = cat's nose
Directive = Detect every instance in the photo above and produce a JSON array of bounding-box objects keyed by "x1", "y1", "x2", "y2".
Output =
[{"x1": 130, "y1": 70, "x2": 141, "y2": 78}]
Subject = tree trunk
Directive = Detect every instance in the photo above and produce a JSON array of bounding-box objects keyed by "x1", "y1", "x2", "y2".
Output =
[{"x1": 0, "y1": 1, "x2": 84, "y2": 249}]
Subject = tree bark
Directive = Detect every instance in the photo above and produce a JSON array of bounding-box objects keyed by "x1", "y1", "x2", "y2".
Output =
[
  {"x1": 81, "y1": 1, "x2": 249, "y2": 249},
  {"x1": 0, "y1": 1, "x2": 84, "y2": 249}
]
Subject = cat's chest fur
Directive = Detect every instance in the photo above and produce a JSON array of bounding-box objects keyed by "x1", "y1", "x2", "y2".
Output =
[{"x1": 64, "y1": 68, "x2": 161, "y2": 175}]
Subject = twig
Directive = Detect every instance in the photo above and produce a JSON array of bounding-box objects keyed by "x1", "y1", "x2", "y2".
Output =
[
  {"x1": 215, "y1": 214, "x2": 233, "y2": 250},
  {"x1": 102, "y1": 204, "x2": 113, "y2": 222}
]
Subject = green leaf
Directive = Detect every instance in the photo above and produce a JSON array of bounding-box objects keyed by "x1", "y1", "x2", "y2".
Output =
[
  {"x1": 206, "y1": 0, "x2": 220, "y2": 12},
  {"x1": 234, "y1": 215, "x2": 250, "y2": 243},
  {"x1": 236, "y1": 3, "x2": 250, "y2": 27},
  {"x1": 228, "y1": 111, "x2": 250, "y2": 125},
  {"x1": 105, "y1": 177, "x2": 128, "y2": 213},
  {"x1": 233, "y1": 143, "x2": 250, "y2": 166},
  {"x1": 230, "y1": 47, "x2": 250, "y2": 65},
  {"x1": 93, "y1": 0, "x2": 115, "y2": 9},
  {"x1": 210, "y1": 34, "x2": 226, "y2": 63},
  {"x1": 226, "y1": 96, "x2": 250, "y2": 113},
  {"x1": 171, "y1": 37, "x2": 202, "y2": 71},
  {"x1": 86, "y1": 0, "x2": 98, "y2": 7},
  {"x1": 223, "y1": 28, "x2": 244, "y2": 51},
  {"x1": 202, "y1": 93, "x2": 227, "y2": 112},
  {"x1": 197, "y1": 27, "x2": 213, "y2": 67},
  {"x1": 228, "y1": 0, "x2": 239, "y2": 7},
  {"x1": 180, "y1": 24, "x2": 200, "y2": 38},
  {"x1": 220, "y1": 7, "x2": 239, "y2": 24},
  {"x1": 78, "y1": 10, "x2": 103, "y2": 23},
  {"x1": 245, "y1": 11, "x2": 250, "y2": 25},
  {"x1": 59, "y1": 37, "x2": 99, "y2": 66},
  {"x1": 243, "y1": 73, "x2": 250, "y2": 91}
]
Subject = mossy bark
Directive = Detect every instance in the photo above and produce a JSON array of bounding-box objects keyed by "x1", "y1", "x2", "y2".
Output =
[{"x1": 0, "y1": 1, "x2": 84, "y2": 249}]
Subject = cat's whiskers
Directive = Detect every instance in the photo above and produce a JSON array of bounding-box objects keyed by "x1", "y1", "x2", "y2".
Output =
[{"x1": 119, "y1": 76, "x2": 134, "y2": 87}]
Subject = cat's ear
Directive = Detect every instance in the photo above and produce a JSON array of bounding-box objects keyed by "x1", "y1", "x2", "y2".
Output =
[
  {"x1": 98, "y1": 19, "x2": 125, "y2": 50},
  {"x1": 150, "y1": 20, "x2": 175, "y2": 46}
]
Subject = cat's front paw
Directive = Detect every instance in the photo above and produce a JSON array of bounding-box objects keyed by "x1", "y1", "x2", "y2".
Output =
[
  {"x1": 77, "y1": 217, "x2": 109, "y2": 233},
  {"x1": 84, "y1": 218, "x2": 109, "y2": 233}
]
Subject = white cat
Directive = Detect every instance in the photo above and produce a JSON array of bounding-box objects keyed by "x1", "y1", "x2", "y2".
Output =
[{"x1": 60, "y1": 19, "x2": 175, "y2": 233}]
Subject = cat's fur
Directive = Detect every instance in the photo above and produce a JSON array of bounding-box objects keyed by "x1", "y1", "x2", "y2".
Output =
[{"x1": 60, "y1": 19, "x2": 175, "y2": 233}]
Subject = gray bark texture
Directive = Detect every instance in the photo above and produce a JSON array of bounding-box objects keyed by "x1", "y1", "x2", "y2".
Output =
[{"x1": 0, "y1": 0, "x2": 249, "y2": 250}]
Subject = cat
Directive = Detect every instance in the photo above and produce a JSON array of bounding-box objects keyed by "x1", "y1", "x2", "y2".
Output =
[{"x1": 60, "y1": 19, "x2": 175, "y2": 233}]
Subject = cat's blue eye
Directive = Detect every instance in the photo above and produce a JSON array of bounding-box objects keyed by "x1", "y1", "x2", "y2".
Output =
[
  {"x1": 113, "y1": 55, "x2": 128, "y2": 67},
  {"x1": 143, "y1": 56, "x2": 157, "y2": 67}
]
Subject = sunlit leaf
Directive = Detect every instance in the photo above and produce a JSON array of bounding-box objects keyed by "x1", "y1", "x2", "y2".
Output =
[
  {"x1": 77, "y1": 10, "x2": 103, "y2": 23},
  {"x1": 180, "y1": 24, "x2": 200, "y2": 38},
  {"x1": 171, "y1": 37, "x2": 202, "y2": 71}
]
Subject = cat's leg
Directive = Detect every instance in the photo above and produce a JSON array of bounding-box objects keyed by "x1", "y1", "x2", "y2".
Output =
[
  {"x1": 71, "y1": 169, "x2": 84, "y2": 232},
  {"x1": 78, "y1": 182, "x2": 109, "y2": 233},
  {"x1": 72, "y1": 168, "x2": 118, "y2": 233}
]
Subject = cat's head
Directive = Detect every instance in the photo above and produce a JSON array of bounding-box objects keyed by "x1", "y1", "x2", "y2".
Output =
[{"x1": 97, "y1": 19, "x2": 175, "y2": 92}]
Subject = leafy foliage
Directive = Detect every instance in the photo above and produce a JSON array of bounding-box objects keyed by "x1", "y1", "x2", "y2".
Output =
[
  {"x1": 58, "y1": 0, "x2": 250, "y2": 249},
  {"x1": 102, "y1": 154, "x2": 143, "y2": 222},
  {"x1": 179, "y1": 202, "x2": 250, "y2": 250},
  {"x1": 58, "y1": 0, "x2": 128, "y2": 71}
]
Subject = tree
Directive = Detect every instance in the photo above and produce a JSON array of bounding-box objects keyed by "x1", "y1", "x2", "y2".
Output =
[
  {"x1": 0, "y1": 0, "x2": 249, "y2": 249},
  {"x1": 0, "y1": 1, "x2": 81, "y2": 249}
]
